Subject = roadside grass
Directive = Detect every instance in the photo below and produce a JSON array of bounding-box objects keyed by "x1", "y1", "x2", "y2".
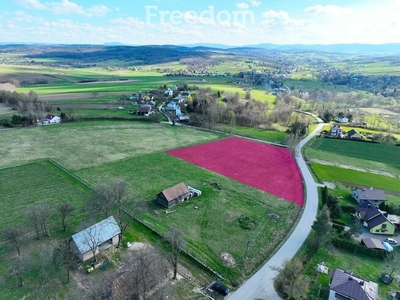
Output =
[
  {"x1": 310, "y1": 163, "x2": 400, "y2": 192},
  {"x1": 0, "y1": 121, "x2": 223, "y2": 170},
  {"x1": 77, "y1": 151, "x2": 302, "y2": 280},
  {"x1": 216, "y1": 125, "x2": 288, "y2": 144}
]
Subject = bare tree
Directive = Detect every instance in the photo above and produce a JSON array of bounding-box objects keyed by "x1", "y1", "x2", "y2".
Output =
[
  {"x1": 88, "y1": 179, "x2": 131, "y2": 247},
  {"x1": 4, "y1": 227, "x2": 24, "y2": 255},
  {"x1": 164, "y1": 227, "x2": 185, "y2": 279},
  {"x1": 26, "y1": 205, "x2": 41, "y2": 239},
  {"x1": 273, "y1": 258, "x2": 309, "y2": 299},
  {"x1": 9, "y1": 256, "x2": 29, "y2": 287},
  {"x1": 113, "y1": 248, "x2": 168, "y2": 300},
  {"x1": 82, "y1": 226, "x2": 102, "y2": 262},
  {"x1": 53, "y1": 242, "x2": 78, "y2": 283},
  {"x1": 58, "y1": 202, "x2": 75, "y2": 232},
  {"x1": 107, "y1": 179, "x2": 130, "y2": 247},
  {"x1": 86, "y1": 188, "x2": 114, "y2": 219}
]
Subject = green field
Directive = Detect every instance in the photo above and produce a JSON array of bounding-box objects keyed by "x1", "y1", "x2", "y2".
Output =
[
  {"x1": 77, "y1": 152, "x2": 301, "y2": 279},
  {"x1": 311, "y1": 163, "x2": 400, "y2": 192},
  {"x1": 0, "y1": 122, "x2": 223, "y2": 170},
  {"x1": 217, "y1": 125, "x2": 288, "y2": 144},
  {"x1": 0, "y1": 121, "x2": 302, "y2": 282},
  {"x1": 0, "y1": 161, "x2": 91, "y2": 237},
  {"x1": 306, "y1": 137, "x2": 400, "y2": 175}
]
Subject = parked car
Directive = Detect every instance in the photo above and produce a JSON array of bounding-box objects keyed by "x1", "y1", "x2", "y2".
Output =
[
  {"x1": 385, "y1": 238, "x2": 398, "y2": 245},
  {"x1": 212, "y1": 281, "x2": 229, "y2": 296}
]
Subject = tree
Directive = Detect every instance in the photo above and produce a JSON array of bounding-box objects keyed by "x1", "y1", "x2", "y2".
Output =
[
  {"x1": 86, "y1": 187, "x2": 115, "y2": 219},
  {"x1": 58, "y1": 202, "x2": 75, "y2": 232},
  {"x1": 273, "y1": 259, "x2": 309, "y2": 299},
  {"x1": 311, "y1": 205, "x2": 332, "y2": 250},
  {"x1": 164, "y1": 227, "x2": 185, "y2": 279},
  {"x1": 125, "y1": 249, "x2": 168, "y2": 300},
  {"x1": 53, "y1": 242, "x2": 78, "y2": 283},
  {"x1": 82, "y1": 225, "x2": 102, "y2": 262},
  {"x1": 26, "y1": 203, "x2": 50, "y2": 239},
  {"x1": 4, "y1": 227, "x2": 24, "y2": 255},
  {"x1": 9, "y1": 256, "x2": 29, "y2": 287}
]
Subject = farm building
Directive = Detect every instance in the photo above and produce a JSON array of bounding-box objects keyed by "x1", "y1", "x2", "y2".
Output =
[
  {"x1": 347, "y1": 129, "x2": 363, "y2": 140},
  {"x1": 352, "y1": 188, "x2": 387, "y2": 206},
  {"x1": 157, "y1": 182, "x2": 192, "y2": 208},
  {"x1": 70, "y1": 216, "x2": 121, "y2": 261},
  {"x1": 329, "y1": 268, "x2": 378, "y2": 300},
  {"x1": 137, "y1": 105, "x2": 152, "y2": 115}
]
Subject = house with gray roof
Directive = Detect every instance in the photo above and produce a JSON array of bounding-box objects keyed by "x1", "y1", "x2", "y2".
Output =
[
  {"x1": 329, "y1": 268, "x2": 378, "y2": 300},
  {"x1": 70, "y1": 216, "x2": 121, "y2": 261},
  {"x1": 352, "y1": 188, "x2": 387, "y2": 207}
]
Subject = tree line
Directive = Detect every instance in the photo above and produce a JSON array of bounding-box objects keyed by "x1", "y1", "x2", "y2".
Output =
[{"x1": 2, "y1": 178, "x2": 187, "y2": 299}]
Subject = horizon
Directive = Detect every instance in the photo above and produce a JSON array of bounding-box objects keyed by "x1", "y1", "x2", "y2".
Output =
[{"x1": 0, "y1": 0, "x2": 399, "y2": 46}]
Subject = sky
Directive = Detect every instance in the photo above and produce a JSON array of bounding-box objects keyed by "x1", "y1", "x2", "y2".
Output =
[{"x1": 0, "y1": 0, "x2": 399, "y2": 46}]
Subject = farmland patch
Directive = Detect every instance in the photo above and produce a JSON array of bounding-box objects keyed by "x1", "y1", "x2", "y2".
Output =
[{"x1": 167, "y1": 137, "x2": 304, "y2": 206}]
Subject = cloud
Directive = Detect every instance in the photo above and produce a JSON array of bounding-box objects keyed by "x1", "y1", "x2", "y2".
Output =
[
  {"x1": 262, "y1": 10, "x2": 310, "y2": 28},
  {"x1": 15, "y1": 0, "x2": 46, "y2": 10},
  {"x1": 47, "y1": 0, "x2": 111, "y2": 17},
  {"x1": 86, "y1": 5, "x2": 111, "y2": 17},
  {"x1": 49, "y1": 0, "x2": 85, "y2": 15},
  {"x1": 249, "y1": 0, "x2": 262, "y2": 7},
  {"x1": 236, "y1": 2, "x2": 249, "y2": 9},
  {"x1": 305, "y1": 5, "x2": 352, "y2": 15}
]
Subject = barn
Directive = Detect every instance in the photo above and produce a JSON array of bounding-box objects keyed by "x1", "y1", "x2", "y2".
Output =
[
  {"x1": 70, "y1": 216, "x2": 121, "y2": 261},
  {"x1": 157, "y1": 182, "x2": 191, "y2": 208}
]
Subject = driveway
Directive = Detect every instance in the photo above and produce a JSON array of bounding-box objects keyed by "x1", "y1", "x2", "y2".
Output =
[{"x1": 227, "y1": 119, "x2": 325, "y2": 300}]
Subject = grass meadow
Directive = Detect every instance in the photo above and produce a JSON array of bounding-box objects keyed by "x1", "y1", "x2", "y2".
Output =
[
  {"x1": 305, "y1": 137, "x2": 400, "y2": 176},
  {"x1": 78, "y1": 151, "x2": 301, "y2": 279},
  {"x1": 310, "y1": 163, "x2": 400, "y2": 192},
  {"x1": 0, "y1": 121, "x2": 223, "y2": 170},
  {"x1": 0, "y1": 121, "x2": 302, "y2": 285}
]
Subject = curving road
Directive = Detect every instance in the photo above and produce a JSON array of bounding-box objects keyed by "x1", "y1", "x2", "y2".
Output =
[{"x1": 228, "y1": 117, "x2": 325, "y2": 300}]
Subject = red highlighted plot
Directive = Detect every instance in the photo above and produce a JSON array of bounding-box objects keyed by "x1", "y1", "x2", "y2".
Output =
[{"x1": 167, "y1": 137, "x2": 304, "y2": 206}]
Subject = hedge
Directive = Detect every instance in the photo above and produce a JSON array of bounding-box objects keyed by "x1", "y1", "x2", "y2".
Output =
[{"x1": 331, "y1": 237, "x2": 387, "y2": 260}]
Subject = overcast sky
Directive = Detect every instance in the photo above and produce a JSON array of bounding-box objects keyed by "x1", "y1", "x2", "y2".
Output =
[{"x1": 1, "y1": 0, "x2": 399, "y2": 45}]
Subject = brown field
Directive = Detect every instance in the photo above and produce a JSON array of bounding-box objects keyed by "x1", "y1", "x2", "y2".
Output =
[{"x1": 39, "y1": 92, "x2": 126, "y2": 101}]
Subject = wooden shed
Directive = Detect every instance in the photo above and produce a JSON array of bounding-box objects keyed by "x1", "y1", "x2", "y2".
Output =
[{"x1": 157, "y1": 182, "x2": 191, "y2": 208}]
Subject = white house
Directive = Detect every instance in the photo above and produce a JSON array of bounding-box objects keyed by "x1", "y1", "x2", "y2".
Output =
[
  {"x1": 337, "y1": 116, "x2": 349, "y2": 123},
  {"x1": 70, "y1": 216, "x2": 121, "y2": 261}
]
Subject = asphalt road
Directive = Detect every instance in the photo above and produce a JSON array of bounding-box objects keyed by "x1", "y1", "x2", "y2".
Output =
[{"x1": 227, "y1": 120, "x2": 325, "y2": 300}]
